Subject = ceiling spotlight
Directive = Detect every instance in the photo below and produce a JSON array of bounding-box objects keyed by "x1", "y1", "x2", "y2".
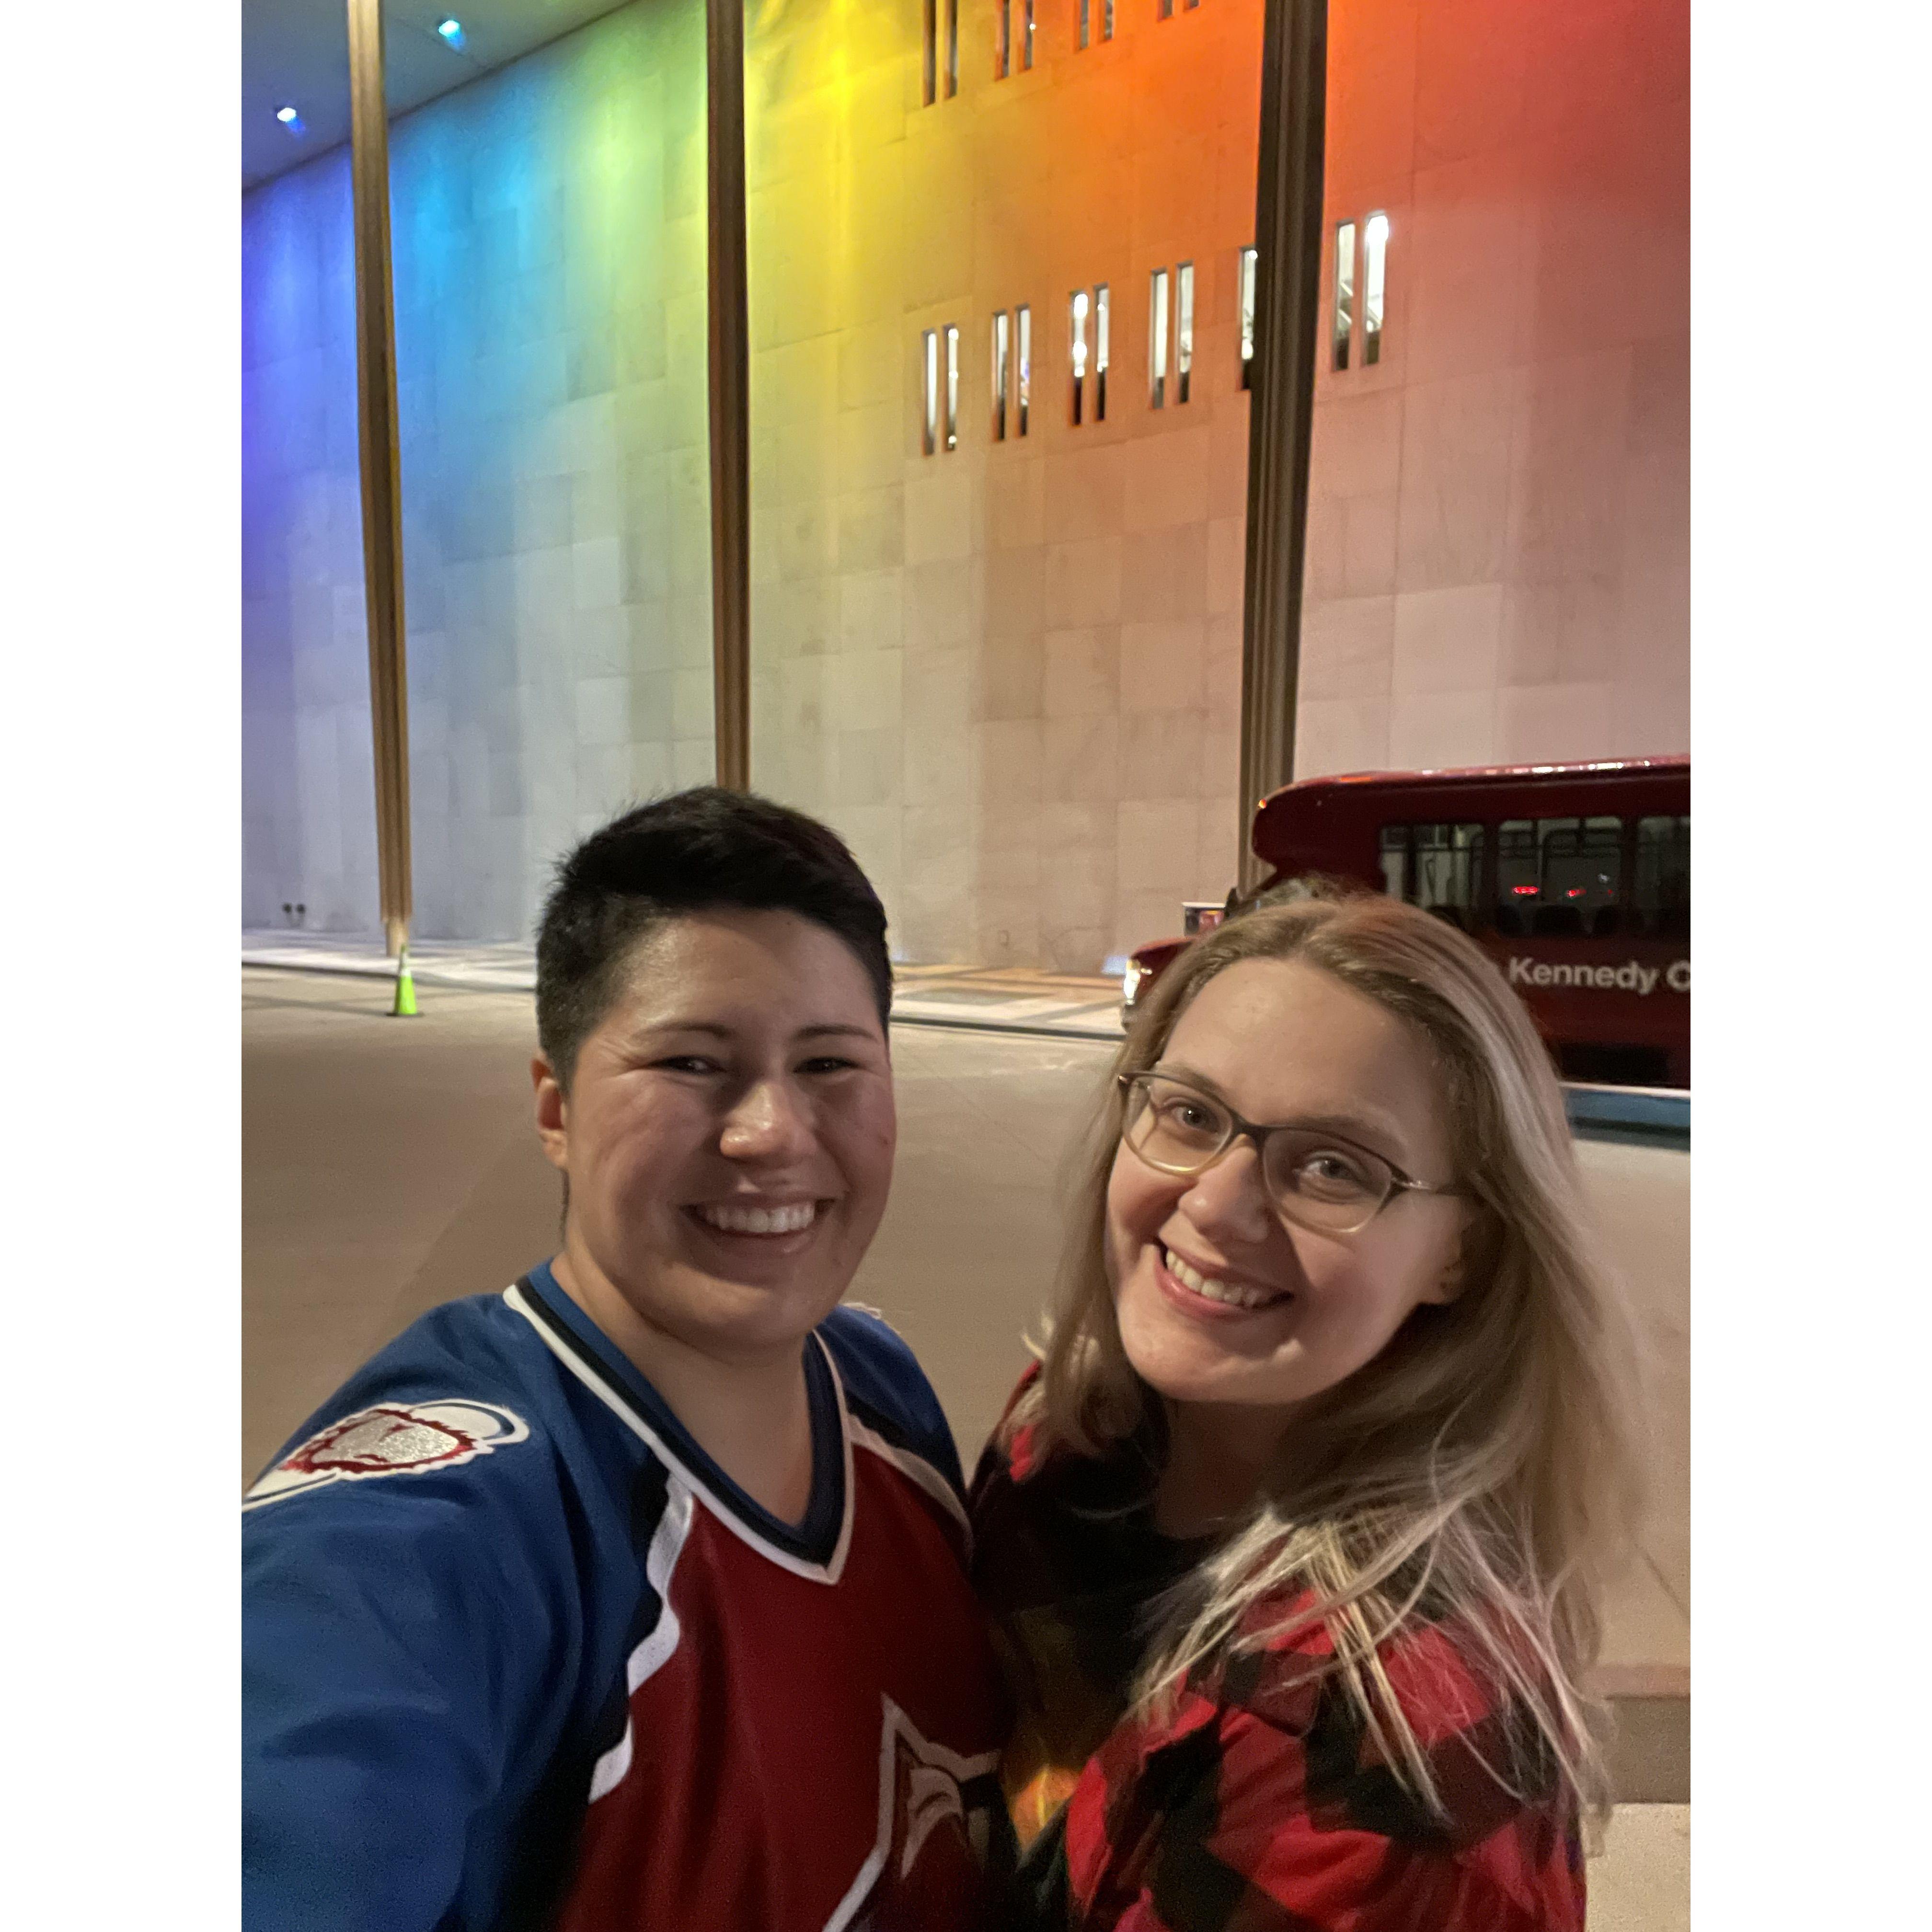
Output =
[
  {"x1": 276, "y1": 105, "x2": 305, "y2": 133},
  {"x1": 436, "y1": 17, "x2": 465, "y2": 47}
]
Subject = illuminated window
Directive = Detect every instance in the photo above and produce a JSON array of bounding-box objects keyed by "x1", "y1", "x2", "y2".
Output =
[
  {"x1": 993, "y1": 311, "x2": 1011, "y2": 439},
  {"x1": 1094, "y1": 283, "x2": 1109, "y2": 421},
  {"x1": 1381, "y1": 824, "x2": 1485, "y2": 931},
  {"x1": 998, "y1": 0, "x2": 1010, "y2": 78},
  {"x1": 944, "y1": 325, "x2": 959, "y2": 449},
  {"x1": 1362, "y1": 211, "x2": 1388, "y2": 366},
  {"x1": 1333, "y1": 219, "x2": 1355, "y2": 371},
  {"x1": 1149, "y1": 268, "x2": 1170, "y2": 408},
  {"x1": 1023, "y1": 0, "x2": 1034, "y2": 69},
  {"x1": 1333, "y1": 213, "x2": 1389, "y2": 372},
  {"x1": 1634, "y1": 815, "x2": 1690, "y2": 938},
  {"x1": 1236, "y1": 246, "x2": 1259, "y2": 392},
  {"x1": 922, "y1": 0, "x2": 936, "y2": 106},
  {"x1": 1175, "y1": 261, "x2": 1194, "y2": 404},
  {"x1": 945, "y1": 0, "x2": 958, "y2": 99},
  {"x1": 1070, "y1": 290, "x2": 1089, "y2": 424},
  {"x1": 1493, "y1": 818, "x2": 1623, "y2": 935},
  {"x1": 1017, "y1": 304, "x2": 1031, "y2": 434},
  {"x1": 922, "y1": 329, "x2": 938, "y2": 455}
]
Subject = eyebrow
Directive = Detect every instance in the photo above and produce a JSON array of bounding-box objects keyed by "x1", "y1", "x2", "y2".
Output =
[
  {"x1": 1153, "y1": 1061, "x2": 1411, "y2": 1155},
  {"x1": 638, "y1": 1020, "x2": 881, "y2": 1045}
]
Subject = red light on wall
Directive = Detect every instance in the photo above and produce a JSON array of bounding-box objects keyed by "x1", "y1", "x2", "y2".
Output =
[{"x1": 1511, "y1": 884, "x2": 1538, "y2": 896}]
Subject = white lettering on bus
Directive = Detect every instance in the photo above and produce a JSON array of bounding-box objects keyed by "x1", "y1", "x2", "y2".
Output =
[{"x1": 1506, "y1": 957, "x2": 1688, "y2": 996}]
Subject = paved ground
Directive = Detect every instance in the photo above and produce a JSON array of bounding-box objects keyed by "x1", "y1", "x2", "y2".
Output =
[{"x1": 243, "y1": 964, "x2": 1689, "y2": 1920}]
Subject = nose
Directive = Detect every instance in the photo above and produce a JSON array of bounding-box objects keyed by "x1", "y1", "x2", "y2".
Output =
[
  {"x1": 717, "y1": 1076, "x2": 817, "y2": 1164},
  {"x1": 1177, "y1": 1136, "x2": 1275, "y2": 1244}
]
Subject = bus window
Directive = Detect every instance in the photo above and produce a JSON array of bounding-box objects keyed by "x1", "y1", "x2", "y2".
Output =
[
  {"x1": 1634, "y1": 814, "x2": 1690, "y2": 938},
  {"x1": 1378, "y1": 827, "x2": 1404, "y2": 898},
  {"x1": 1536, "y1": 816, "x2": 1621, "y2": 934},
  {"x1": 1410, "y1": 823, "x2": 1483, "y2": 929},
  {"x1": 1380, "y1": 823, "x2": 1482, "y2": 928},
  {"x1": 1495, "y1": 819, "x2": 1536, "y2": 933}
]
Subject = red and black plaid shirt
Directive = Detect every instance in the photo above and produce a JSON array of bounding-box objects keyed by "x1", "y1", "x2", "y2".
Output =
[{"x1": 969, "y1": 1371, "x2": 1585, "y2": 1931}]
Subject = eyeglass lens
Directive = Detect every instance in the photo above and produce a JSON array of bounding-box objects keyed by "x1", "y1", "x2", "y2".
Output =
[{"x1": 1123, "y1": 1076, "x2": 1396, "y2": 1231}]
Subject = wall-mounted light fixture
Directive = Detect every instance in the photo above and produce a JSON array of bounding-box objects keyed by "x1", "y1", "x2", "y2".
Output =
[
  {"x1": 275, "y1": 104, "x2": 305, "y2": 134},
  {"x1": 436, "y1": 17, "x2": 466, "y2": 49}
]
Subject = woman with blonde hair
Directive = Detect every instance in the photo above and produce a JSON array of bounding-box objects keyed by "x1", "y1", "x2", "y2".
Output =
[{"x1": 970, "y1": 887, "x2": 1644, "y2": 1930}]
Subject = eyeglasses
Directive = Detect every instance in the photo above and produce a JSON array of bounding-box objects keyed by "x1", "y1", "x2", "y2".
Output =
[{"x1": 1116, "y1": 1070, "x2": 1460, "y2": 1237}]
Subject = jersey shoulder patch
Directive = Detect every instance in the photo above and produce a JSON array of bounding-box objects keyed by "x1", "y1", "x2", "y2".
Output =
[{"x1": 243, "y1": 1399, "x2": 531, "y2": 1511}]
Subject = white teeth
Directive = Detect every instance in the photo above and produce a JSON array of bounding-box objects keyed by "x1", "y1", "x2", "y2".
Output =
[
  {"x1": 1165, "y1": 1249, "x2": 1281, "y2": 1311},
  {"x1": 698, "y1": 1201, "x2": 817, "y2": 1236}
]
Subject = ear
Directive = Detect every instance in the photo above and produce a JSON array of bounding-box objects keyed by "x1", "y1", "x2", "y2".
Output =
[
  {"x1": 532, "y1": 1056, "x2": 570, "y2": 1173},
  {"x1": 1420, "y1": 1200, "x2": 1483, "y2": 1307}
]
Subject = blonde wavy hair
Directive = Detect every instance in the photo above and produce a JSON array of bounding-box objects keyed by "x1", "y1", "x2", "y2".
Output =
[{"x1": 1013, "y1": 887, "x2": 1645, "y2": 1836}]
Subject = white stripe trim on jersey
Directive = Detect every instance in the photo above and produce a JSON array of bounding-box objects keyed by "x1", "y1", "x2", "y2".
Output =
[
  {"x1": 586, "y1": 1476, "x2": 695, "y2": 1804},
  {"x1": 846, "y1": 1416, "x2": 971, "y2": 1556},
  {"x1": 504, "y1": 1282, "x2": 857, "y2": 1585}
]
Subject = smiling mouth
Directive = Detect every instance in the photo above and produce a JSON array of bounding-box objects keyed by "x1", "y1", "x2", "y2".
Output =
[
  {"x1": 1163, "y1": 1247, "x2": 1290, "y2": 1313},
  {"x1": 691, "y1": 1200, "x2": 820, "y2": 1237}
]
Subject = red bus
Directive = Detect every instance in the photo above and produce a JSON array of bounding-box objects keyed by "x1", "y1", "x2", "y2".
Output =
[{"x1": 1122, "y1": 758, "x2": 1690, "y2": 1090}]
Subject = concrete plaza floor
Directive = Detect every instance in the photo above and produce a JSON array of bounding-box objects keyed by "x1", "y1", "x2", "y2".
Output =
[{"x1": 243, "y1": 964, "x2": 1689, "y2": 1923}]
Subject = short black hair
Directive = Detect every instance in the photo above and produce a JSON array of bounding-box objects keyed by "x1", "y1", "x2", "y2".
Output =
[{"x1": 535, "y1": 788, "x2": 893, "y2": 1088}]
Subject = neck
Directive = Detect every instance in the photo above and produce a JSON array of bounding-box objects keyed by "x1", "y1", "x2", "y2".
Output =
[
  {"x1": 1153, "y1": 1399, "x2": 1291, "y2": 1538},
  {"x1": 548, "y1": 1241, "x2": 818, "y2": 1529}
]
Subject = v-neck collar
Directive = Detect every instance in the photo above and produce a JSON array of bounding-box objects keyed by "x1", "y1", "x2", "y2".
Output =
[{"x1": 509, "y1": 1260, "x2": 854, "y2": 1580}]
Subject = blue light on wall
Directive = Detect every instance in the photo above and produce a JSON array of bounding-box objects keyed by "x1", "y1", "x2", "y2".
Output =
[
  {"x1": 436, "y1": 18, "x2": 466, "y2": 48},
  {"x1": 275, "y1": 104, "x2": 306, "y2": 134}
]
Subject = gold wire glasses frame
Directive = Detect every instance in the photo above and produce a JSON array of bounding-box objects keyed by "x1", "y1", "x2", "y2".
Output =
[{"x1": 1116, "y1": 1071, "x2": 1461, "y2": 1237}]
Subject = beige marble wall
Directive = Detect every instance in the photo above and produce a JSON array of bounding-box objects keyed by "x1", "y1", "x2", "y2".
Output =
[{"x1": 1297, "y1": 0, "x2": 1690, "y2": 779}]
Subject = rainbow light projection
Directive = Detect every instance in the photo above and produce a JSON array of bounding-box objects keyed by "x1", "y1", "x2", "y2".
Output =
[{"x1": 243, "y1": 0, "x2": 713, "y2": 940}]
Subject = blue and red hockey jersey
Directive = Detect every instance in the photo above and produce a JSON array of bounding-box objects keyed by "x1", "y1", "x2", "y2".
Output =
[{"x1": 243, "y1": 1261, "x2": 1012, "y2": 1931}]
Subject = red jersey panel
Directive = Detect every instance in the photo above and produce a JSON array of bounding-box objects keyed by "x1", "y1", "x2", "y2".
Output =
[{"x1": 553, "y1": 1415, "x2": 1010, "y2": 1931}]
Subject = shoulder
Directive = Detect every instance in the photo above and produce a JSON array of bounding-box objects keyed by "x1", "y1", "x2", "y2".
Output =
[
  {"x1": 1069, "y1": 1615, "x2": 1582, "y2": 1929},
  {"x1": 820, "y1": 1302, "x2": 964, "y2": 1496},
  {"x1": 243, "y1": 1289, "x2": 616, "y2": 1534},
  {"x1": 1214, "y1": 1612, "x2": 1579, "y2": 1900}
]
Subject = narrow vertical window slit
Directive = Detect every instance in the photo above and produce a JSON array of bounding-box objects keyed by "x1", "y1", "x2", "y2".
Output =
[
  {"x1": 1017, "y1": 305, "x2": 1031, "y2": 434},
  {"x1": 1333, "y1": 220, "x2": 1355, "y2": 371},
  {"x1": 1239, "y1": 246, "x2": 1257, "y2": 391},
  {"x1": 1094, "y1": 284, "x2": 1109, "y2": 421},
  {"x1": 1363, "y1": 212, "x2": 1388, "y2": 366},
  {"x1": 944, "y1": 325, "x2": 960, "y2": 450},
  {"x1": 1149, "y1": 268, "x2": 1169, "y2": 408},
  {"x1": 1070, "y1": 290, "x2": 1088, "y2": 425},
  {"x1": 993, "y1": 311, "x2": 1010, "y2": 440},
  {"x1": 922, "y1": 329, "x2": 938, "y2": 454},
  {"x1": 1176, "y1": 261, "x2": 1194, "y2": 404}
]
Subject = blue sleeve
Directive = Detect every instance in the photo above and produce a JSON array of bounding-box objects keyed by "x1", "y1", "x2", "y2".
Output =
[
  {"x1": 242, "y1": 1474, "x2": 574, "y2": 1932},
  {"x1": 821, "y1": 1305, "x2": 966, "y2": 1496}
]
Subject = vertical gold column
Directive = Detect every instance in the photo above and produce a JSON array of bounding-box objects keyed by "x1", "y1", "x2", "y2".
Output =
[
  {"x1": 346, "y1": 0, "x2": 412, "y2": 953},
  {"x1": 1238, "y1": 0, "x2": 1328, "y2": 894},
  {"x1": 705, "y1": 0, "x2": 751, "y2": 791}
]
